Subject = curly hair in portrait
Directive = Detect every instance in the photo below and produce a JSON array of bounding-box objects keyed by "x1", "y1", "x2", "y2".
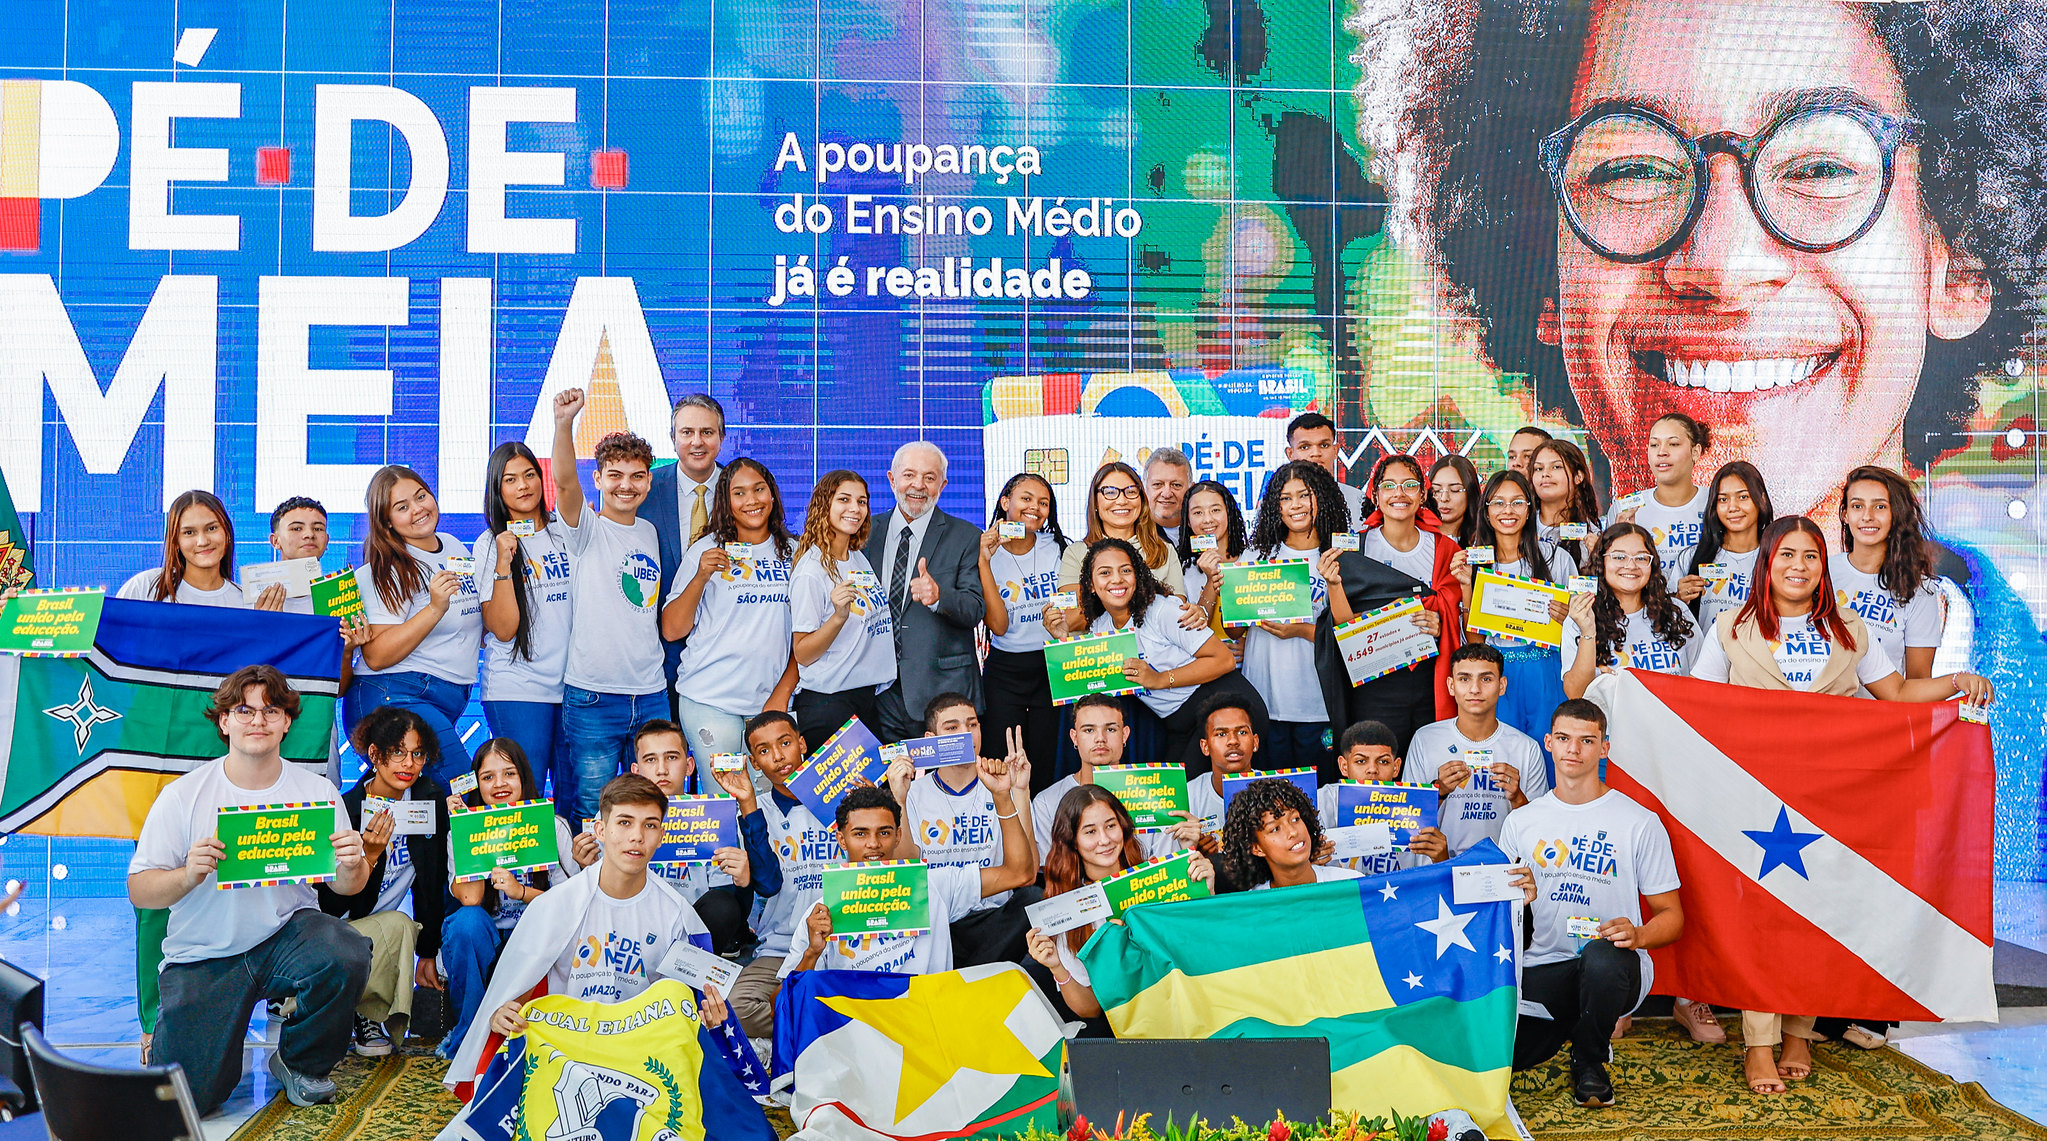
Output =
[
  {"x1": 1221, "y1": 777, "x2": 1326, "y2": 891},
  {"x1": 1838, "y1": 464, "x2": 1935, "y2": 601},
  {"x1": 350, "y1": 705, "x2": 440, "y2": 772},
  {"x1": 988, "y1": 472, "x2": 1071, "y2": 553},
  {"x1": 1248, "y1": 461, "x2": 1351, "y2": 555},
  {"x1": 1588, "y1": 522, "x2": 1697, "y2": 665},
  {"x1": 792, "y1": 470, "x2": 870, "y2": 583},
  {"x1": 705, "y1": 457, "x2": 796, "y2": 561},
  {"x1": 1175, "y1": 479, "x2": 1250, "y2": 568},
  {"x1": 1078, "y1": 538, "x2": 1165, "y2": 626},
  {"x1": 1351, "y1": 0, "x2": 2047, "y2": 469}
]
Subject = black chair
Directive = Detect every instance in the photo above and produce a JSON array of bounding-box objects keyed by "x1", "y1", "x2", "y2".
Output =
[{"x1": 22, "y1": 1026, "x2": 204, "y2": 1141}]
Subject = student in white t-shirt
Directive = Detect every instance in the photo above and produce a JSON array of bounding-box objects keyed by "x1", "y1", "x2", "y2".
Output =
[
  {"x1": 899, "y1": 694, "x2": 1039, "y2": 967},
  {"x1": 627, "y1": 719, "x2": 778, "y2": 956},
  {"x1": 128, "y1": 665, "x2": 373, "y2": 1114},
  {"x1": 1607, "y1": 411, "x2": 1711, "y2": 595},
  {"x1": 474, "y1": 443, "x2": 574, "y2": 806},
  {"x1": 117, "y1": 489, "x2": 249, "y2": 609},
  {"x1": 1562, "y1": 523, "x2": 1700, "y2": 699},
  {"x1": 1025, "y1": 785, "x2": 1215, "y2": 1033},
  {"x1": 1314, "y1": 720, "x2": 1447, "y2": 876},
  {"x1": 1447, "y1": 469, "x2": 1573, "y2": 747},
  {"x1": 1685, "y1": 463, "x2": 1773, "y2": 634},
  {"x1": 725, "y1": 712, "x2": 846, "y2": 1041},
  {"x1": 1832, "y1": 467, "x2": 1947, "y2": 681},
  {"x1": 787, "y1": 471, "x2": 897, "y2": 739},
  {"x1": 1174, "y1": 480, "x2": 1249, "y2": 647},
  {"x1": 316, "y1": 706, "x2": 450, "y2": 1059},
  {"x1": 976, "y1": 474, "x2": 1068, "y2": 792},
  {"x1": 1403, "y1": 645, "x2": 1550, "y2": 855},
  {"x1": 1222, "y1": 776, "x2": 1362, "y2": 891},
  {"x1": 663, "y1": 459, "x2": 799, "y2": 761},
  {"x1": 1238, "y1": 460, "x2": 1351, "y2": 779},
  {"x1": 437, "y1": 738, "x2": 593, "y2": 1061},
  {"x1": 1146, "y1": 694, "x2": 1265, "y2": 889},
  {"x1": 1501, "y1": 699, "x2": 1683, "y2": 1109},
  {"x1": 781, "y1": 774, "x2": 1036, "y2": 979},
  {"x1": 550, "y1": 387, "x2": 670, "y2": 826},
  {"x1": 1074, "y1": 538, "x2": 1258, "y2": 773},
  {"x1": 1032, "y1": 693, "x2": 1180, "y2": 865},
  {"x1": 263, "y1": 497, "x2": 374, "y2": 674},
  {"x1": 349, "y1": 464, "x2": 485, "y2": 788}
]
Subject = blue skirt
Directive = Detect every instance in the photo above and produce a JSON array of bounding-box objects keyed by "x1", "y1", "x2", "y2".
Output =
[{"x1": 1496, "y1": 641, "x2": 1565, "y2": 784}]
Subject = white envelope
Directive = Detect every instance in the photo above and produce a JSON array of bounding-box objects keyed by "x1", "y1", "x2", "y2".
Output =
[
  {"x1": 659, "y1": 939, "x2": 741, "y2": 993},
  {"x1": 1325, "y1": 823, "x2": 1393, "y2": 860},
  {"x1": 240, "y1": 557, "x2": 321, "y2": 598},
  {"x1": 363, "y1": 796, "x2": 436, "y2": 836},
  {"x1": 1451, "y1": 864, "x2": 1523, "y2": 905},
  {"x1": 1024, "y1": 883, "x2": 1111, "y2": 937}
]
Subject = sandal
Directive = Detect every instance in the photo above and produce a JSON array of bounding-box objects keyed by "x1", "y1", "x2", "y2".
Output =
[
  {"x1": 1778, "y1": 1036, "x2": 1813, "y2": 1081},
  {"x1": 1745, "y1": 1047, "x2": 1786, "y2": 1095}
]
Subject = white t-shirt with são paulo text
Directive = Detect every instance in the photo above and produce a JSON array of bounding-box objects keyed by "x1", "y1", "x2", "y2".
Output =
[
  {"x1": 789, "y1": 548, "x2": 897, "y2": 695},
  {"x1": 669, "y1": 535, "x2": 794, "y2": 717},
  {"x1": 116, "y1": 572, "x2": 247, "y2": 607},
  {"x1": 130, "y1": 757, "x2": 341, "y2": 965},
  {"x1": 1560, "y1": 608, "x2": 1700, "y2": 677},
  {"x1": 1237, "y1": 544, "x2": 1329, "y2": 724},
  {"x1": 472, "y1": 522, "x2": 573, "y2": 703},
  {"x1": 563, "y1": 509, "x2": 667, "y2": 696},
  {"x1": 1828, "y1": 554, "x2": 1945, "y2": 673},
  {"x1": 777, "y1": 864, "x2": 982, "y2": 977},
  {"x1": 1612, "y1": 485, "x2": 1708, "y2": 593},
  {"x1": 1402, "y1": 719, "x2": 1550, "y2": 854},
  {"x1": 354, "y1": 533, "x2": 485, "y2": 685},
  {"x1": 905, "y1": 769, "x2": 1012, "y2": 911},
  {"x1": 988, "y1": 533, "x2": 1062, "y2": 654},
  {"x1": 1691, "y1": 613, "x2": 1897, "y2": 692},
  {"x1": 1498, "y1": 790, "x2": 1680, "y2": 1008}
]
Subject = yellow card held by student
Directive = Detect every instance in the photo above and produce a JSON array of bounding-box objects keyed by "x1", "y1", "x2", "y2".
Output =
[{"x1": 1466, "y1": 569, "x2": 1568, "y2": 648}]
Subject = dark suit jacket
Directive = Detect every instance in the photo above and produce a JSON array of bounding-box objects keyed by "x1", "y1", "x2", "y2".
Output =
[
  {"x1": 863, "y1": 506, "x2": 986, "y2": 720},
  {"x1": 316, "y1": 776, "x2": 451, "y2": 958},
  {"x1": 646, "y1": 462, "x2": 721, "y2": 689}
]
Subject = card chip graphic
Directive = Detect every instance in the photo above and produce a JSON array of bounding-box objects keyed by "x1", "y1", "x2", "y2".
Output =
[{"x1": 1023, "y1": 448, "x2": 1070, "y2": 485}]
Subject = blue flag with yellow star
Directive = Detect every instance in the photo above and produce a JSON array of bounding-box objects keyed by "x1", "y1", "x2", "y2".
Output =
[
  {"x1": 771, "y1": 964, "x2": 1063, "y2": 1139},
  {"x1": 1081, "y1": 842, "x2": 1519, "y2": 1136}
]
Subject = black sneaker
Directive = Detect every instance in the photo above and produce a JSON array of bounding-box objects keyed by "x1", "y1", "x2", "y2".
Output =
[
  {"x1": 267, "y1": 1052, "x2": 338, "y2": 1107},
  {"x1": 352, "y1": 1016, "x2": 393, "y2": 1057},
  {"x1": 1571, "y1": 1048, "x2": 1615, "y2": 1108}
]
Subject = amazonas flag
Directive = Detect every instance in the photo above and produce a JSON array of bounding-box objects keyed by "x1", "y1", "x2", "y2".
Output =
[
  {"x1": 1587, "y1": 670, "x2": 1995, "y2": 1023},
  {"x1": 772, "y1": 964, "x2": 1064, "y2": 1140},
  {"x1": 1082, "y1": 845, "x2": 1520, "y2": 1137},
  {"x1": 0, "y1": 598, "x2": 339, "y2": 837}
]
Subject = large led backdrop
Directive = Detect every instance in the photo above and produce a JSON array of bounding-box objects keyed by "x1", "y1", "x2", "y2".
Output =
[{"x1": 2, "y1": 0, "x2": 2042, "y2": 875}]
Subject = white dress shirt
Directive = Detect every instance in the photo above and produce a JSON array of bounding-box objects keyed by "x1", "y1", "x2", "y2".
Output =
[{"x1": 880, "y1": 505, "x2": 939, "y2": 606}]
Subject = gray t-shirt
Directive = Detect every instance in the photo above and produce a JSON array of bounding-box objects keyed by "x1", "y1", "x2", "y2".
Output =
[{"x1": 563, "y1": 510, "x2": 666, "y2": 695}]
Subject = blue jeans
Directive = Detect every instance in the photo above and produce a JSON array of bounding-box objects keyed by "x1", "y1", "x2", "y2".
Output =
[
  {"x1": 438, "y1": 905, "x2": 505, "y2": 1061},
  {"x1": 346, "y1": 671, "x2": 474, "y2": 788},
  {"x1": 560, "y1": 686, "x2": 666, "y2": 825},
  {"x1": 484, "y1": 700, "x2": 567, "y2": 812},
  {"x1": 676, "y1": 694, "x2": 762, "y2": 797}
]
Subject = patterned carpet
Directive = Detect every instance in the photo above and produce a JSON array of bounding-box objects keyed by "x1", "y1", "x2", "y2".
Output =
[{"x1": 230, "y1": 1024, "x2": 2046, "y2": 1140}]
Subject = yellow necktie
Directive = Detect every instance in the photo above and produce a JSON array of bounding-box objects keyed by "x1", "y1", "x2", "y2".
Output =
[{"x1": 689, "y1": 484, "x2": 709, "y2": 544}]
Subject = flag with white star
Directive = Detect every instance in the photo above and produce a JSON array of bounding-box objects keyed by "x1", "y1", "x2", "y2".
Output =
[
  {"x1": 0, "y1": 598, "x2": 340, "y2": 838},
  {"x1": 1080, "y1": 842, "x2": 1518, "y2": 1136},
  {"x1": 1588, "y1": 669, "x2": 1995, "y2": 1023}
]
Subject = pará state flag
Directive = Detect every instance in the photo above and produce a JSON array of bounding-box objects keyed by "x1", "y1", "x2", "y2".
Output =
[
  {"x1": 1081, "y1": 844, "x2": 1520, "y2": 1138},
  {"x1": 772, "y1": 964, "x2": 1063, "y2": 1140},
  {"x1": 444, "y1": 979, "x2": 773, "y2": 1141},
  {"x1": 1587, "y1": 669, "x2": 1995, "y2": 1022},
  {"x1": 0, "y1": 598, "x2": 339, "y2": 837}
]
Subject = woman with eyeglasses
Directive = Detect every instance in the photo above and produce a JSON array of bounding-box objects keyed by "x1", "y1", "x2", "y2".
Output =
[
  {"x1": 1608, "y1": 413, "x2": 1712, "y2": 596},
  {"x1": 1687, "y1": 516, "x2": 1992, "y2": 1093},
  {"x1": 316, "y1": 707, "x2": 450, "y2": 1060},
  {"x1": 1448, "y1": 470, "x2": 1573, "y2": 744},
  {"x1": 1528, "y1": 439, "x2": 1604, "y2": 569},
  {"x1": 1687, "y1": 462, "x2": 1775, "y2": 630},
  {"x1": 1048, "y1": 463, "x2": 1198, "y2": 637},
  {"x1": 1336, "y1": 454, "x2": 1467, "y2": 750},
  {"x1": 436, "y1": 737, "x2": 590, "y2": 1060},
  {"x1": 1562, "y1": 523, "x2": 1700, "y2": 700},
  {"x1": 977, "y1": 473, "x2": 1068, "y2": 792},
  {"x1": 1427, "y1": 455, "x2": 1483, "y2": 550},
  {"x1": 350, "y1": 465, "x2": 485, "y2": 789}
]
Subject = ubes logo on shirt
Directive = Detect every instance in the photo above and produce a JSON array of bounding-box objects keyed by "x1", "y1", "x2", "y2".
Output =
[{"x1": 616, "y1": 551, "x2": 661, "y2": 609}]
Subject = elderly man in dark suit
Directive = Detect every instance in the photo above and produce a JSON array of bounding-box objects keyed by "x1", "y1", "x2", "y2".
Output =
[
  {"x1": 864, "y1": 440, "x2": 986, "y2": 742},
  {"x1": 642, "y1": 393, "x2": 726, "y2": 718}
]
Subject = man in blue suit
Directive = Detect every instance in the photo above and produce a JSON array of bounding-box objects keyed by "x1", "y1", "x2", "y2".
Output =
[{"x1": 643, "y1": 393, "x2": 727, "y2": 719}]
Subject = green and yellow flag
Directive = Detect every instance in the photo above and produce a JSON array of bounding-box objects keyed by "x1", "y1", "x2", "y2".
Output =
[
  {"x1": 1080, "y1": 844, "x2": 1520, "y2": 1136},
  {"x1": 0, "y1": 466, "x2": 30, "y2": 591}
]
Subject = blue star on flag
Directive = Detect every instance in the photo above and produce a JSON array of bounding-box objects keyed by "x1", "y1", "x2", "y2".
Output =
[{"x1": 1743, "y1": 806, "x2": 1822, "y2": 880}]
